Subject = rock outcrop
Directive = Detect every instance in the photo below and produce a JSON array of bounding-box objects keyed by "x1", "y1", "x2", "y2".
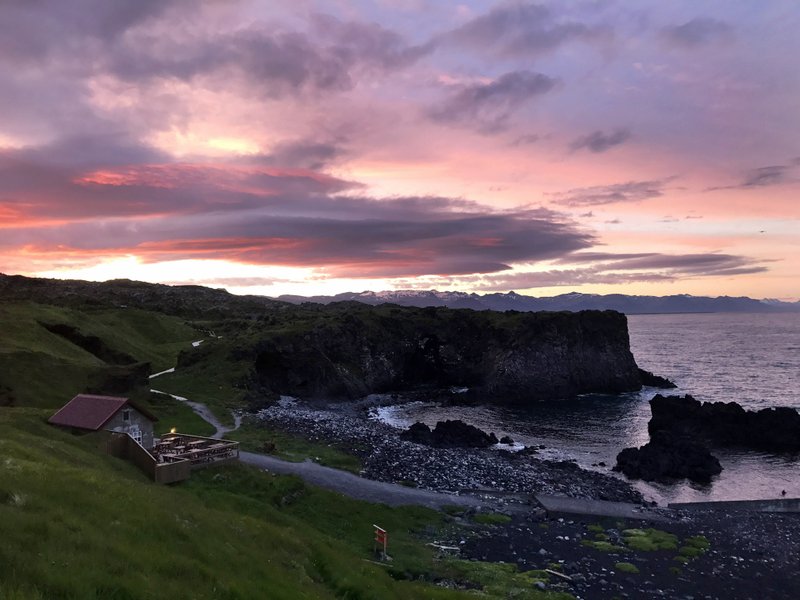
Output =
[
  {"x1": 637, "y1": 368, "x2": 677, "y2": 389},
  {"x1": 648, "y1": 394, "x2": 800, "y2": 453},
  {"x1": 400, "y1": 420, "x2": 499, "y2": 448},
  {"x1": 0, "y1": 274, "x2": 660, "y2": 404},
  {"x1": 240, "y1": 305, "x2": 645, "y2": 402},
  {"x1": 614, "y1": 432, "x2": 722, "y2": 484}
]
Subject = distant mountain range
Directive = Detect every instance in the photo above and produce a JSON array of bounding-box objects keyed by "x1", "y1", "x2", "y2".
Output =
[{"x1": 277, "y1": 290, "x2": 800, "y2": 314}]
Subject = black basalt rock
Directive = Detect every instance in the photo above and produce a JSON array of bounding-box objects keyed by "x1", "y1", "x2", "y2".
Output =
[
  {"x1": 400, "y1": 421, "x2": 434, "y2": 445},
  {"x1": 648, "y1": 394, "x2": 800, "y2": 452},
  {"x1": 400, "y1": 419, "x2": 499, "y2": 448},
  {"x1": 614, "y1": 432, "x2": 722, "y2": 484},
  {"x1": 243, "y1": 307, "x2": 644, "y2": 402},
  {"x1": 637, "y1": 368, "x2": 677, "y2": 389}
]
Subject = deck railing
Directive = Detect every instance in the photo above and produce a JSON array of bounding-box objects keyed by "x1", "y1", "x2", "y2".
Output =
[
  {"x1": 153, "y1": 433, "x2": 239, "y2": 469},
  {"x1": 102, "y1": 431, "x2": 191, "y2": 484}
]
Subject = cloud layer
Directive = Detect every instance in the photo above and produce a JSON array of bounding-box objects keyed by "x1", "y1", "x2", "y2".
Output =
[{"x1": 0, "y1": 0, "x2": 797, "y2": 298}]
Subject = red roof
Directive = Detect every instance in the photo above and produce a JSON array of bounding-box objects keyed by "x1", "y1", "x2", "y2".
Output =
[{"x1": 48, "y1": 394, "x2": 156, "y2": 430}]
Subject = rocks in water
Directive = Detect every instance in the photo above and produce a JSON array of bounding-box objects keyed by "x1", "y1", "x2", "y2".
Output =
[
  {"x1": 400, "y1": 419, "x2": 499, "y2": 448},
  {"x1": 499, "y1": 435, "x2": 515, "y2": 445},
  {"x1": 637, "y1": 368, "x2": 677, "y2": 389},
  {"x1": 649, "y1": 394, "x2": 800, "y2": 452},
  {"x1": 614, "y1": 432, "x2": 722, "y2": 484}
]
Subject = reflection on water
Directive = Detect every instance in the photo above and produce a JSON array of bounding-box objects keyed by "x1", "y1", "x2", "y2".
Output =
[{"x1": 371, "y1": 313, "x2": 800, "y2": 505}]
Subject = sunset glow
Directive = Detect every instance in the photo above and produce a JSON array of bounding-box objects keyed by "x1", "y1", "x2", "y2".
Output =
[{"x1": 1, "y1": 1, "x2": 798, "y2": 299}]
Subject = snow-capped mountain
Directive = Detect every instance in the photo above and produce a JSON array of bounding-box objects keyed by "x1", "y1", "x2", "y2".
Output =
[{"x1": 276, "y1": 290, "x2": 800, "y2": 314}]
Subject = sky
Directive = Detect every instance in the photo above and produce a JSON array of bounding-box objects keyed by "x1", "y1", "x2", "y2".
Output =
[{"x1": 0, "y1": 0, "x2": 798, "y2": 300}]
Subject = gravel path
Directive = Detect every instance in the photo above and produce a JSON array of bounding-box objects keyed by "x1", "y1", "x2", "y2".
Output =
[{"x1": 239, "y1": 451, "x2": 483, "y2": 509}]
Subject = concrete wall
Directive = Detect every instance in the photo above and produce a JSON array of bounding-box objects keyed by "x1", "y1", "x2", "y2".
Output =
[
  {"x1": 669, "y1": 498, "x2": 800, "y2": 513},
  {"x1": 105, "y1": 405, "x2": 155, "y2": 449}
]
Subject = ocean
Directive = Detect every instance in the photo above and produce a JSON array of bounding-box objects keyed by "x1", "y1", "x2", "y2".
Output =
[{"x1": 371, "y1": 312, "x2": 800, "y2": 505}]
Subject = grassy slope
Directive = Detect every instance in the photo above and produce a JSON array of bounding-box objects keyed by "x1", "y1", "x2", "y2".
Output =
[
  {"x1": 228, "y1": 420, "x2": 364, "y2": 473},
  {"x1": 149, "y1": 338, "x2": 247, "y2": 427},
  {"x1": 0, "y1": 296, "x2": 572, "y2": 599},
  {"x1": 144, "y1": 391, "x2": 217, "y2": 438},
  {"x1": 0, "y1": 409, "x2": 568, "y2": 600},
  {"x1": 0, "y1": 302, "x2": 198, "y2": 408}
]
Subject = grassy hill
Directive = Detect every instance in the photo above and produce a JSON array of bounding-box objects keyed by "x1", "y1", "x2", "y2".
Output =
[
  {"x1": 0, "y1": 302, "x2": 198, "y2": 408},
  {"x1": 0, "y1": 283, "x2": 572, "y2": 599},
  {"x1": 0, "y1": 409, "x2": 568, "y2": 600}
]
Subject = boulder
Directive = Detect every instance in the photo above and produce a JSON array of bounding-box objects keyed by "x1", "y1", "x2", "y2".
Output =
[
  {"x1": 614, "y1": 432, "x2": 722, "y2": 484},
  {"x1": 648, "y1": 394, "x2": 800, "y2": 452},
  {"x1": 400, "y1": 421, "x2": 434, "y2": 445},
  {"x1": 637, "y1": 368, "x2": 677, "y2": 389},
  {"x1": 400, "y1": 420, "x2": 499, "y2": 448},
  {"x1": 499, "y1": 435, "x2": 515, "y2": 445}
]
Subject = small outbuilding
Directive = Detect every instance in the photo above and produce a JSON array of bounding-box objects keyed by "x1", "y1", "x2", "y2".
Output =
[{"x1": 48, "y1": 394, "x2": 157, "y2": 449}]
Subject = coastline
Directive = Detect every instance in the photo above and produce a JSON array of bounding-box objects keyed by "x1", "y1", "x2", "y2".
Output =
[
  {"x1": 248, "y1": 396, "x2": 800, "y2": 599},
  {"x1": 252, "y1": 396, "x2": 645, "y2": 504}
]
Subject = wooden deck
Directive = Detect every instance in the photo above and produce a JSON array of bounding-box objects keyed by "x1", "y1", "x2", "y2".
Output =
[{"x1": 154, "y1": 433, "x2": 239, "y2": 469}]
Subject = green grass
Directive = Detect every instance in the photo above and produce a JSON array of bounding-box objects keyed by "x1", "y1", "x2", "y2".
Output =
[
  {"x1": 614, "y1": 562, "x2": 640, "y2": 574},
  {"x1": 0, "y1": 302, "x2": 197, "y2": 408},
  {"x1": 580, "y1": 540, "x2": 625, "y2": 553},
  {"x1": 227, "y1": 422, "x2": 364, "y2": 473},
  {"x1": 675, "y1": 535, "x2": 710, "y2": 562},
  {"x1": 677, "y1": 545, "x2": 704, "y2": 558},
  {"x1": 2, "y1": 407, "x2": 533, "y2": 600},
  {"x1": 472, "y1": 512, "x2": 513, "y2": 525},
  {"x1": 144, "y1": 392, "x2": 216, "y2": 437},
  {"x1": 685, "y1": 535, "x2": 710, "y2": 550},
  {"x1": 582, "y1": 525, "x2": 709, "y2": 579},
  {"x1": 437, "y1": 561, "x2": 573, "y2": 599},
  {"x1": 622, "y1": 528, "x2": 678, "y2": 552},
  {"x1": 149, "y1": 344, "x2": 247, "y2": 426}
]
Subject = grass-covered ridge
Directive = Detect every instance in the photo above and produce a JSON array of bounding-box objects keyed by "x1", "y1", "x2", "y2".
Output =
[
  {"x1": 0, "y1": 302, "x2": 198, "y2": 408},
  {"x1": 1, "y1": 274, "x2": 644, "y2": 415},
  {"x1": 0, "y1": 409, "x2": 569, "y2": 599}
]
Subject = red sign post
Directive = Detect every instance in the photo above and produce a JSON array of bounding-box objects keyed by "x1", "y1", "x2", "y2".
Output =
[{"x1": 373, "y1": 524, "x2": 388, "y2": 557}]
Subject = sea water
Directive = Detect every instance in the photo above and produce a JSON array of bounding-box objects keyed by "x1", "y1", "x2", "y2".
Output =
[{"x1": 371, "y1": 312, "x2": 800, "y2": 505}]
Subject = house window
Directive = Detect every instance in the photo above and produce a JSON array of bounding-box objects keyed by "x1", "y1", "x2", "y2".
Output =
[
  {"x1": 122, "y1": 409, "x2": 130, "y2": 422},
  {"x1": 130, "y1": 426, "x2": 143, "y2": 445}
]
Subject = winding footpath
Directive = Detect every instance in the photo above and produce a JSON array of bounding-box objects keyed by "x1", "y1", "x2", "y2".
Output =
[{"x1": 149, "y1": 344, "x2": 483, "y2": 509}]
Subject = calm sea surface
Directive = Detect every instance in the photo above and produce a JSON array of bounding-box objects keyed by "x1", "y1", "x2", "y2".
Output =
[{"x1": 371, "y1": 312, "x2": 800, "y2": 505}]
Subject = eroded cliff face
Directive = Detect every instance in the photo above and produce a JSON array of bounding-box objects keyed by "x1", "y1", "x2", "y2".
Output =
[{"x1": 237, "y1": 306, "x2": 642, "y2": 403}]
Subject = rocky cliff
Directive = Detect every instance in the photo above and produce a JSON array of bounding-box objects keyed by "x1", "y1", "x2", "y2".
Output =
[
  {"x1": 0, "y1": 274, "x2": 650, "y2": 404},
  {"x1": 227, "y1": 304, "x2": 644, "y2": 403}
]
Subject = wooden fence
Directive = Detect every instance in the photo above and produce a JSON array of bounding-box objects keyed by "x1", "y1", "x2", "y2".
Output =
[{"x1": 101, "y1": 432, "x2": 192, "y2": 484}]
